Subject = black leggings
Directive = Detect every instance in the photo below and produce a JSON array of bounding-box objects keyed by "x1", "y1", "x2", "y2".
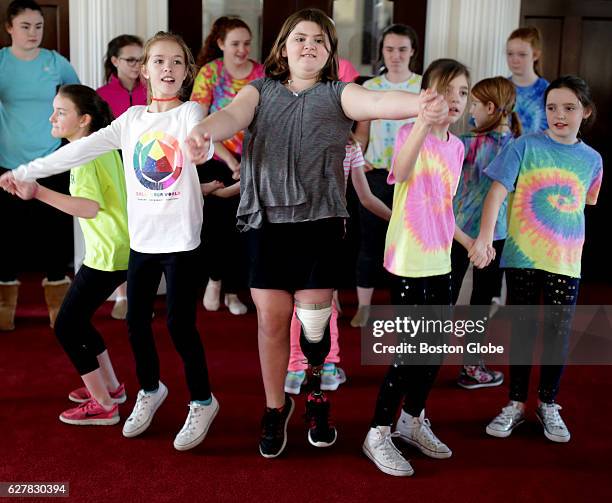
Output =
[
  {"x1": 54, "y1": 265, "x2": 127, "y2": 375},
  {"x1": 451, "y1": 239, "x2": 505, "y2": 364},
  {"x1": 506, "y1": 268, "x2": 579, "y2": 403},
  {"x1": 372, "y1": 273, "x2": 451, "y2": 426},
  {"x1": 126, "y1": 248, "x2": 211, "y2": 401},
  {"x1": 356, "y1": 169, "x2": 393, "y2": 288},
  {"x1": 0, "y1": 167, "x2": 71, "y2": 282},
  {"x1": 199, "y1": 158, "x2": 246, "y2": 293}
]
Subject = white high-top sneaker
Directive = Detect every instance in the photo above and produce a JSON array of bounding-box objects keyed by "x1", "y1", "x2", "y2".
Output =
[
  {"x1": 395, "y1": 409, "x2": 452, "y2": 459},
  {"x1": 362, "y1": 426, "x2": 414, "y2": 477}
]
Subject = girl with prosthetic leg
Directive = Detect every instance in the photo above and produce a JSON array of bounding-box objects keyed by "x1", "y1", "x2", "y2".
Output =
[{"x1": 185, "y1": 9, "x2": 446, "y2": 458}]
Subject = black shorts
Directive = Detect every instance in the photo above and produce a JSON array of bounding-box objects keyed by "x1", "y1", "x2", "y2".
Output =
[{"x1": 245, "y1": 218, "x2": 345, "y2": 292}]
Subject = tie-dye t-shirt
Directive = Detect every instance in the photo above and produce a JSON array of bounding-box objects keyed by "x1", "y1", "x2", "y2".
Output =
[
  {"x1": 384, "y1": 123, "x2": 465, "y2": 278},
  {"x1": 363, "y1": 74, "x2": 422, "y2": 170},
  {"x1": 485, "y1": 132, "x2": 602, "y2": 278},
  {"x1": 191, "y1": 58, "x2": 264, "y2": 155},
  {"x1": 454, "y1": 131, "x2": 514, "y2": 240},
  {"x1": 510, "y1": 76, "x2": 549, "y2": 134}
]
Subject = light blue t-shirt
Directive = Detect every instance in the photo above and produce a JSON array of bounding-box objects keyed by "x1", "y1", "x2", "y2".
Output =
[
  {"x1": 0, "y1": 48, "x2": 80, "y2": 169},
  {"x1": 510, "y1": 76, "x2": 549, "y2": 134}
]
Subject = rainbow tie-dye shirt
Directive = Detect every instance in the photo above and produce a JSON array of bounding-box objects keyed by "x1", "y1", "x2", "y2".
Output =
[
  {"x1": 384, "y1": 123, "x2": 465, "y2": 278},
  {"x1": 454, "y1": 131, "x2": 514, "y2": 240},
  {"x1": 485, "y1": 132, "x2": 602, "y2": 278},
  {"x1": 510, "y1": 76, "x2": 549, "y2": 134},
  {"x1": 191, "y1": 58, "x2": 264, "y2": 156}
]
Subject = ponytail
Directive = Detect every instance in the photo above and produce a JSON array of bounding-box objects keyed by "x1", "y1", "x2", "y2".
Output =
[
  {"x1": 471, "y1": 76, "x2": 522, "y2": 137},
  {"x1": 509, "y1": 111, "x2": 522, "y2": 138}
]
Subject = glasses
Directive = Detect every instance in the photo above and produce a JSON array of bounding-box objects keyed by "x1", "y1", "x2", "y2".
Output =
[{"x1": 119, "y1": 57, "x2": 141, "y2": 66}]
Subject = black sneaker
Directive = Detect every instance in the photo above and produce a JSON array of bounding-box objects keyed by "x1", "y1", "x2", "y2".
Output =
[
  {"x1": 259, "y1": 395, "x2": 294, "y2": 458},
  {"x1": 305, "y1": 392, "x2": 337, "y2": 447}
]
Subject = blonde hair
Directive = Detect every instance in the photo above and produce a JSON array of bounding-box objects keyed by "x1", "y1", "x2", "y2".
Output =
[
  {"x1": 141, "y1": 31, "x2": 196, "y2": 103},
  {"x1": 508, "y1": 26, "x2": 542, "y2": 76},
  {"x1": 264, "y1": 8, "x2": 338, "y2": 82},
  {"x1": 471, "y1": 76, "x2": 522, "y2": 138}
]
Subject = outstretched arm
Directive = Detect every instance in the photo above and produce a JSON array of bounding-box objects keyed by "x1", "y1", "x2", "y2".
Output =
[
  {"x1": 185, "y1": 85, "x2": 259, "y2": 167},
  {"x1": 13, "y1": 180, "x2": 99, "y2": 218},
  {"x1": 341, "y1": 84, "x2": 446, "y2": 122}
]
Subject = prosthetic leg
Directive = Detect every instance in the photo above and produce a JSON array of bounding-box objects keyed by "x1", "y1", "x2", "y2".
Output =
[{"x1": 296, "y1": 300, "x2": 337, "y2": 447}]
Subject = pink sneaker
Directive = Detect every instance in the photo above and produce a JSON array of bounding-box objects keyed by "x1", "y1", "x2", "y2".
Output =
[
  {"x1": 59, "y1": 399, "x2": 120, "y2": 426},
  {"x1": 68, "y1": 383, "x2": 126, "y2": 404}
]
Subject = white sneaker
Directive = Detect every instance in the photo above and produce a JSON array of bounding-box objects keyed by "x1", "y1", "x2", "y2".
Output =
[
  {"x1": 122, "y1": 381, "x2": 168, "y2": 438},
  {"x1": 395, "y1": 409, "x2": 452, "y2": 459},
  {"x1": 536, "y1": 402, "x2": 571, "y2": 443},
  {"x1": 362, "y1": 426, "x2": 414, "y2": 477},
  {"x1": 174, "y1": 395, "x2": 220, "y2": 451},
  {"x1": 486, "y1": 401, "x2": 525, "y2": 438},
  {"x1": 224, "y1": 294, "x2": 247, "y2": 315},
  {"x1": 203, "y1": 279, "x2": 221, "y2": 311}
]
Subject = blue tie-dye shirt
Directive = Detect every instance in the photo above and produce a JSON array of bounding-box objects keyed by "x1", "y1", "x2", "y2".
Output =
[
  {"x1": 510, "y1": 76, "x2": 549, "y2": 134},
  {"x1": 454, "y1": 131, "x2": 514, "y2": 240},
  {"x1": 485, "y1": 132, "x2": 602, "y2": 278}
]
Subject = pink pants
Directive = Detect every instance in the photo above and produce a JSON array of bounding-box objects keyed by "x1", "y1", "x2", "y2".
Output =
[{"x1": 287, "y1": 303, "x2": 340, "y2": 371}]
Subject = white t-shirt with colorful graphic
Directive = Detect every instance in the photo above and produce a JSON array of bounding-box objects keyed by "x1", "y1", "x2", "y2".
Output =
[
  {"x1": 485, "y1": 131, "x2": 602, "y2": 278},
  {"x1": 384, "y1": 123, "x2": 465, "y2": 278},
  {"x1": 12, "y1": 102, "x2": 213, "y2": 254}
]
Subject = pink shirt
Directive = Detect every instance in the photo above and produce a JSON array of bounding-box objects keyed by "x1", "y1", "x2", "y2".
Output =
[
  {"x1": 338, "y1": 58, "x2": 359, "y2": 83},
  {"x1": 97, "y1": 74, "x2": 148, "y2": 118}
]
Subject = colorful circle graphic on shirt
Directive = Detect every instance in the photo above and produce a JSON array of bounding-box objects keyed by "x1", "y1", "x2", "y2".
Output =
[
  {"x1": 512, "y1": 167, "x2": 585, "y2": 265},
  {"x1": 133, "y1": 131, "x2": 183, "y2": 190},
  {"x1": 404, "y1": 153, "x2": 455, "y2": 252}
]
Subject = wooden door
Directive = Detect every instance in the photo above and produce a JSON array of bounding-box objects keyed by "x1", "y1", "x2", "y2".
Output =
[
  {"x1": 521, "y1": 0, "x2": 612, "y2": 281},
  {"x1": 0, "y1": 0, "x2": 70, "y2": 57}
]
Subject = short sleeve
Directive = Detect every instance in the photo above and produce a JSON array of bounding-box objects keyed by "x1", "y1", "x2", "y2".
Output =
[
  {"x1": 586, "y1": 161, "x2": 603, "y2": 205},
  {"x1": 388, "y1": 123, "x2": 413, "y2": 184},
  {"x1": 484, "y1": 139, "x2": 524, "y2": 192},
  {"x1": 350, "y1": 142, "x2": 365, "y2": 170},
  {"x1": 190, "y1": 62, "x2": 216, "y2": 105},
  {"x1": 57, "y1": 52, "x2": 80, "y2": 85},
  {"x1": 71, "y1": 162, "x2": 106, "y2": 209}
]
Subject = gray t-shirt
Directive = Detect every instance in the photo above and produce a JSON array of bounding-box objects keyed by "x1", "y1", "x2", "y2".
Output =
[{"x1": 237, "y1": 78, "x2": 353, "y2": 231}]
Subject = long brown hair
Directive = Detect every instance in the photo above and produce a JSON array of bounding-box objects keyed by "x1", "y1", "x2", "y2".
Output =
[
  {"x1": 471, "y1": 76, "x2": 522, "y2": 138},
  {"x1": 141, "y1": 31, "x2": 196, "y2": 103},
  {"x1": 377, "y1": 24, "x2": 419, "y2": 74},
  {"x1": 507, "y1": 26, "x2": 543, "y2": 76},
  {"x1": 196, "y1": 16, "x2": 252, "y2": 68},
  {"x1": 264, "y1": 8, "x2": 338, "y2": 82}
]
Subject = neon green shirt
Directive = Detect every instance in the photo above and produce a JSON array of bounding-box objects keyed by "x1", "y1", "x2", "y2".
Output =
[{"x1": 70, "y1": 150, "x2": 129, "y2": 271}]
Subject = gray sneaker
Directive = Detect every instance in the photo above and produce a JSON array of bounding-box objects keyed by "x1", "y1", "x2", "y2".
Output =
[
  {"x1": 320, "y1": 364, "x2": 347, "y2": 391},
  {"x1": 122, "y1": 381, "x2": 168, "y2": 438},
  {"x1": 536, "y1": 403, "x2": 571, "y2": 443},
  {"x1": 486, "y1": 401, "x2": 525, "y2": 438}
]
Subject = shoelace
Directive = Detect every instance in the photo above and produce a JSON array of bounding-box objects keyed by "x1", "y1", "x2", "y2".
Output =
[
  {"x1": 306, "y1": 397, "x2": 333, "y2": 430},
  {"x1": 130, "y1": 391, "x2": 154, "y2": 419},
  {"x1": 540, "y1": 404, "x2": 565, "y2": 428},
  {"x1": 374, "y1": 431, "x2": 406, "y2": 463},
  {"x1": 416, "y1": 417, "x2": 445, "y2": 449},
  {"x1": 179, "y1": 404, "x2": 202, "y2": 435},
  {"x1": 495, "y1": 405, "x2": 522, "y2": 425}
]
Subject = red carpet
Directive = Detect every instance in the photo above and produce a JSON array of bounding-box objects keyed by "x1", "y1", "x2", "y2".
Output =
[{"x1": 1, "y1": 276, "x2": 611, "y2": 502}]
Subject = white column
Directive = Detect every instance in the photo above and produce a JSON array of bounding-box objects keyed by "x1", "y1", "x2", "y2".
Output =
[{"x1": 69, "y1": 0, "x2": 168, "y2": 89}]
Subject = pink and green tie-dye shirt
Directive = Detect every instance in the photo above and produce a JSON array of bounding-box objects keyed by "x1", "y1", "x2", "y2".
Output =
[
  {"x1": 485, "y1": 132, "x2": 603, "y2": 278},
  {"x1": 384, "y1": 123, "x2": 465, "y2": 278},
  {"x1": 190, "y1": 58, "x2": 264, "y2": 156}
]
